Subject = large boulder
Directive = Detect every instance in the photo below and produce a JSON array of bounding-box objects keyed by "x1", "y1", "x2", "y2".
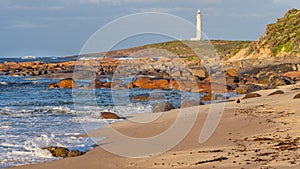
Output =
[
  {"x1": 49, "y1": 78, "x2": 79, "y2": 89},
  {"x1": 128, "y1": 78, "x2": 170, "y2": 90},
  {"x1": 153, "y1": 102, "x2": 175, "y2": 113}
]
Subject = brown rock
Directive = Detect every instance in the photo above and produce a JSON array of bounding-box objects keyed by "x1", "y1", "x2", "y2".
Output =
[
  {"x1": 67, "y1": 150, "x2": 85, "y2": 157},
  {"x1": 180, "y1": 100, "x2": 201, "y2": 108},
  {"x1": 44, "y1": 146, "x2": 84, "y2": 158},
  {"x1": 242, "y1": 93, "x2": 262, "y2": 99},
  {"x1": 267, "y1": 76, "x2": 294, "y2": 89},
  {"x1": 268, "y1": 90, "x2": 284, "y2": 96},
  {"x1": 235, "y1": 84, "x2": 263, "y2": 94},
  {"x1": 153, "y1": 102, "x2": 175, "y2": 113},
  {"x1": 190, "y1": 67, "x2": 207, "y2": 79},
  {"x1": 226, "y1": 68, "x2": 240, "y2": 77},
  {"x1": 49, "y1": 78, "x2": 79, "y2": 89},
  {"x1": 101, "y1": 112, "x2": 124, "y2": 119},
  {"x1": 89, "y1": 79, "x2": 112, "y2": 89},
  {"x1": 293, "y1": 93, "x2": 300, "y2": 99},
  {"x1": 129, "y1": 78, "x2": 170, "y2": 89},
  {"x1": 45, "y1": 146, "x2": 69, "y2": 158}
]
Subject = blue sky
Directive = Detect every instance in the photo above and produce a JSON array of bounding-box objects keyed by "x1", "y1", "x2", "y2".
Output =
[{"x1": 0, "y1": 0, "x2": 299, "y2": 57}]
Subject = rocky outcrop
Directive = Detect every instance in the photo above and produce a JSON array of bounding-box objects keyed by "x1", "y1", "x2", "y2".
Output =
[
  {"x1": 0, "y1": 61, "x2": 75, "y2": 76},
  {"x1": 49, "y1": 78, "x2": 78, "y2": 89},
  {"x1": 128, "y1": 77, "x2": 229, "y2": 93},
  {"x1": 153, "y1": 102, "x2": 175, "y2": 113},
  {"x1": 44, "y1": 146, "x2": 85, "y2": 158}
]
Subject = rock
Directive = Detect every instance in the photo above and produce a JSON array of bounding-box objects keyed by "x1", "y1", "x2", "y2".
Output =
[
  {"x1": 201, "y1": 93, "x2": 228, "y2": 101},
  {"x1": 283, "y1": 71, "x2": 300, "y2": 79},
  {"x1": 132, "y1": 95, "x2": 150, "y2": 102},
  {"x1": 132, "y1": 94, "x2": 164, "y2": 102},
  {"x1": 49, "y1": 78, "x2": 79, "y2": 89},
  {"x1": 153, "y1": 102, "x2": 175, "y2": 113},
  {"x1": 89, "y1": 79, "x2": 112, "y2": 89},
  {"x1": 267, "y1": 76, "x2": 294, "y2": 89},
  {"x1": 226, "y1": 68, "x2": 240, "y2": 77},
  {"x1": 128, "y1": 78, "x2": 170, "y2": 89},
  {"x1": 235, "y1": 84, "x2": 263, "y2": 94},
  {"x1": 242, "y1": 93, "x2": 262, "y2": 99},
  {"x1": 101, "y1": 112, "x2": 124, "y2": 119},
  {"x1": 67, "y1": 150, "x2": 85, "y2": 157},
  {"x1": 44, "y1": 146, "x2": 85, "y2": 158},
  {"x1": 268, "y1": 90, "x2": 284, "y2": 96},
  {"x1": 180, "y1": 100, "x2": 201, "y2": 108},
  {"x1": 44, "y1": 146, "x2": 69, "y2": 158},
  {"x1": 48, "y1": 83, "x2": 58, "y2": 89},
  {"x1": 293, "y1": 93, "x2": 300, "y2": 99},
  {"x1": 190, "y1": 67, "x2": 207, "y2": 79}
]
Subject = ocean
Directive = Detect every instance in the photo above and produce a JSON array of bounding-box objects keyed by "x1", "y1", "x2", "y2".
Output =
[{"x1": 0, "y1": 56, "x2": 204, "y2": 168}]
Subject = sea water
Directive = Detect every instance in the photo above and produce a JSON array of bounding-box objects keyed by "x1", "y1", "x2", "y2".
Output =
[{"x1": 0, "y1": 61, "x2": 205, "y2": 168}]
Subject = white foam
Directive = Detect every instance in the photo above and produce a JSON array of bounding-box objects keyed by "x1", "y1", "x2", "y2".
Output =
[
  {"x1": 20, "y1": 55, "x2": 36, "y2": 60},
  {"x1": 0, "y1": 82, "x2": 8, "y2": 85}
]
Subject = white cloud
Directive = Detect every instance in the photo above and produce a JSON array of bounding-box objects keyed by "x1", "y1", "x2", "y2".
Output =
[
  {"x1": 132, "y1": 7, "x2": 190, "y2": 13},
  {"x1": 62, "y1": 0, "x2": 159, "y2": 5},
  {"x1": 5, "y1": 5, "x2": 64, "y2": 10},
  {"x1": 9, "y1": 21, "x2": 46, "y2": 29}
]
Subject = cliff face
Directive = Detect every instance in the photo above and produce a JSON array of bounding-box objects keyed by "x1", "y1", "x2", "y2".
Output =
[{"x1": 247, "y1": 9, "x2": 300, "y2": 58}]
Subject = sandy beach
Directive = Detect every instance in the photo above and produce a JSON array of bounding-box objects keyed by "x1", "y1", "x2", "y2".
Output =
[{"x1": 8, "y1": 83, "x2": 300, "y2": 169}]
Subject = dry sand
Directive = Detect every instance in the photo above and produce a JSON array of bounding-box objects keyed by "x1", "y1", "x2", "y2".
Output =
[{"x1": 9, "y1": 84, "x2": 300, "y2": 169}]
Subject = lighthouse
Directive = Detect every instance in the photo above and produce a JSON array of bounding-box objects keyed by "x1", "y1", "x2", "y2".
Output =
[{"x1": 191, "y1": 10, "x2": 202, "y2": 41}]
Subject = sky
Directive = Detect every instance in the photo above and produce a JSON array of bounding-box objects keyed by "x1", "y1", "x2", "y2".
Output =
[{"x1": 0, "y1": 0, "x2": 299, "y2": 57}]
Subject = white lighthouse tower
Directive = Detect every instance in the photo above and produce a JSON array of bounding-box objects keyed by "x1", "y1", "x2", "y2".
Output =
[{"x1": 191, "y1": 10, "x2": 202, "y2": 41}]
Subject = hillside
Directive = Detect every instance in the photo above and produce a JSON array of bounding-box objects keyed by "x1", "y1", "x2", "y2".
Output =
[
  {"x1": 79, "y1": 40, "x2": 251, "y2": 61},
  {"x1": 246, "y1": 8, "x2": 300, "y2": 58}
]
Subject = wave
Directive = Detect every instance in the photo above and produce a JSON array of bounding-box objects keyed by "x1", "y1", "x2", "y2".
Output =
[
  {"x1": 0, "y1": 82, "x2": 8, "y2": 85},
  {"x1": 20, "y1": 55, "x2": 36, "y2": 60},
  {"x1": 78, "y1": 56, "x2": 102, "y2": 61}
]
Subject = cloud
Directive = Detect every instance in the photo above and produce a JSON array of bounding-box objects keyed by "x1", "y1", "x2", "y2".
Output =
[
  {"x1": 62, "y1": 0, "x2": 159, "y2": 5},
  {"x1": 9, "y1": 21, "x2": 46, "y2": 29},
  {"x1": 132, "y1": 7, "x2": 190, "y2": 13},
  {"x1": 5, "y1": 5, "x2": 64, "y2": 11}
]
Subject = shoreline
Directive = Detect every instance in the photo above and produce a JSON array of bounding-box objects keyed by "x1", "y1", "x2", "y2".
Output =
[{"x1": 9, "y1": 83, "x2": 300, "y2": 169}]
